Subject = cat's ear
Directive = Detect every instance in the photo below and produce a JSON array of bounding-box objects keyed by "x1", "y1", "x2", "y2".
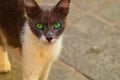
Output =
[
  {"x1": 25, "y1": 0, "x2": 41, "y2": 18},
  {"x1": 54, "y1": 0, "x2": 71, "y2": 18}
]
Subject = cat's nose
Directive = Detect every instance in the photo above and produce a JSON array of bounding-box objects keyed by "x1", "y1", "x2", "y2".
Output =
[
  {"x1": 46, "y1": 37, "x2": 53, "y2": 42},
  {"x1": 45, "y1": 31, "x2": 53, "y2": 42}
]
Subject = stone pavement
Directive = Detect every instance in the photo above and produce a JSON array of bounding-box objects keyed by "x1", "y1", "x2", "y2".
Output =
[{"x1": 0, "y1": 0, "x2": 120, "y2": 80}]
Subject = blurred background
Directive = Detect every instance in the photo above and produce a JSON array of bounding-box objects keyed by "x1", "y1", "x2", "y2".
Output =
[{"x1": 0, "y1": 0, "x2": 120, "y2": 80}]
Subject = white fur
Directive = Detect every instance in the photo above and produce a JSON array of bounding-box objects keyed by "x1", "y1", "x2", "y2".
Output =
[{"x1": 21, "y1": 22, "x2": 62, "y2": 80}]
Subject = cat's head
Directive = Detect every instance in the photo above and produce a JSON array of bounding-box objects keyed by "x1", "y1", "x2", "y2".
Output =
[{"x1": 25, "y1": 0, "x2": 70, "y2": 44}]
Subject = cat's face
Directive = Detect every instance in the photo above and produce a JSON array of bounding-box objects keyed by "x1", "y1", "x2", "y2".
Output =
[{"x1": 25, "y1": 0, "x2": 70, "y2": 44}]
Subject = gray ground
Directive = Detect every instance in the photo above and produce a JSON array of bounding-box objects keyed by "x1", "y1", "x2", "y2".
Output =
[{"x1": 0, "y1": 0, "x2": 120, "y2": 80}]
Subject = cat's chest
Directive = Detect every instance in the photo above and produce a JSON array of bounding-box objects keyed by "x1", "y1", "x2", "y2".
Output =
[{"x1": 27, "y1": 43, "x2": 61, "y2": 61}]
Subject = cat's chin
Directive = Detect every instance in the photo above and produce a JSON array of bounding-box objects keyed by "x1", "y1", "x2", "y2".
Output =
[
  {"x1": 43, "y1": 39, "x2": 57, "y2": 45},
  {"x1": 40, "y1": 36, "x2": 58, "y2": 45}
]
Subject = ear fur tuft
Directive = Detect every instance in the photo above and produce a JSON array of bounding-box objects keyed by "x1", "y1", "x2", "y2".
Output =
[
  {"x1": 54, "y1": 0, "x2": 71, "y2": 18},
  {"x1": 56, "y1": 0, "x2": 71, "y2": 8},
  {"x1": 24, "y1": 0, "x2": 41, "y2": 18}
]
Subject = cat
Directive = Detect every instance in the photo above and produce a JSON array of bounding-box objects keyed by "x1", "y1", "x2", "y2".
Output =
[{"x1": 0, "y1": 0, "x2": 71, "y2": 80}]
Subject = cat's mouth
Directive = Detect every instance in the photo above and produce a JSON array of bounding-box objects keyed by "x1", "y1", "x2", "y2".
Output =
[
  {"x1": 43, "y1": 39, "x2": 57, "y2": 45},
  {"x1": 45, "y1": 39, "x2": 57, "y2": 44},
  {"x1": 40, "y1": 36, "x2": 57, "y2": 44}
]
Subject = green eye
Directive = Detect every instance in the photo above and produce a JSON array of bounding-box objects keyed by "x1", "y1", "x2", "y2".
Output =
[
  {"x1": 36, "y1": 24, "x2": 43, "y2": 30},
  {"x1": 54, "y1": 23, "x2": 61, "y2": 29}
]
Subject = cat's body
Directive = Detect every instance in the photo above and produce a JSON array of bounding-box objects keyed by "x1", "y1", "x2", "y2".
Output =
[
  {"x1": 0, "y1": 0, "x2": 70, "y2": 80},
  {"x1": 0, "y1": 0, "x2": 25, "y2": 47},
  {"x1": 22, "y1": 23, "x2": 62, "y2": 80},
  {"x1": 0, "y1": 0, "x2": 25, "y2": 73}
]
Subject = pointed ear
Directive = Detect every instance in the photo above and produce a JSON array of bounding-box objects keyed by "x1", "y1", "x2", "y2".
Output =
[
  {"x1": 54, "y1": 0, "x2": 71, "y2": 18},
  {"x1": 25, "y1": 0, "x2": 41, "y2": 18}
]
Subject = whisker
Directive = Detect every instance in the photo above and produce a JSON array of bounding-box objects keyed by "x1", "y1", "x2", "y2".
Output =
[
  {"x1": 36, "y1": 40, "x2": 43, "y2": 49},
  {"x1": 62, "y1": 45, "x2": 77, "y2": 67},
  {"x1": 62, "y1": 34, "x2": 79, "y2": 38},
  {"x1": 31, "y1": 38, "x2": 41, "y2": 49}
]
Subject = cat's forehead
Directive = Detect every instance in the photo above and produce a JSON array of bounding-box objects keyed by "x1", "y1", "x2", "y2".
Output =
[
  {"x1": 38, "y1": 4, "x2": 58, "y2": 22},
  {"x1": 39, "y1": 4, "x2": 55, "y2": 12}
]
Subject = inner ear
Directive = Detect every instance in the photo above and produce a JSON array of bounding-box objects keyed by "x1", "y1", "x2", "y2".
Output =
[
  {"x1": 54, "y1": 7, "x2": 69, "y2": 18},
  {"x1": 53, "y1": 0, "x2": 71, "y2": 18},
  {"x1": 25, "y1": 0, "x2": 42, "y2": 18},
  {"x1": 56, "y1": 0, "x2": 71, "y2": 8}
]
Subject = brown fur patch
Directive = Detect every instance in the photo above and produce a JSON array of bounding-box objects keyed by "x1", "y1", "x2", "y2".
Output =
[{"x1": 0, "y1": 0, "x2": 25, "y2": 47}]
